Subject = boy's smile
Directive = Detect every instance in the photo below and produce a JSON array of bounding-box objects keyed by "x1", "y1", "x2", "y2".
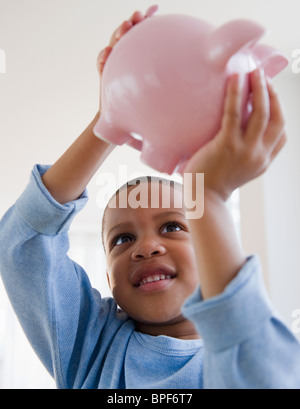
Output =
[
  {"x1": 131, "y1": 261, "x2": 177, "y2": 292},
  {"x1": 102, "y1": 179, "x2": 200, "y2": 339}
]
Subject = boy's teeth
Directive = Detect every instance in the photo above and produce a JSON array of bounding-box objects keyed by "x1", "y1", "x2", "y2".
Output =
[{"x1": 139, "y1": 273, "x2": 172, "y2": 286}]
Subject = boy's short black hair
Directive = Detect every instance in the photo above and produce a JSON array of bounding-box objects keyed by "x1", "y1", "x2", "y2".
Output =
[{"x1": 101, "y1": 176, "x2": 183, "y2": 251}]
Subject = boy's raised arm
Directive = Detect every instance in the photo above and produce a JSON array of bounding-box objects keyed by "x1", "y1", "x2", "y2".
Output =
[
  {"x1": 183, "y1": 70, "x2": 286, "y2": 299},
  {"x1": 41, "y1": 113, "x2": 114, "y2": 204}
]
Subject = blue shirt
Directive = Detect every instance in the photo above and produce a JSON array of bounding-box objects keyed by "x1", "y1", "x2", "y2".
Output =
[{"x1": 0, "y1": 164, "x2": 300, "y2": 389}]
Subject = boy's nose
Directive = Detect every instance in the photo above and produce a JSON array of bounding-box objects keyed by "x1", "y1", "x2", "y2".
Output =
[{"x1": 131, "y1": 238, "x2": 167, "y2": 260}]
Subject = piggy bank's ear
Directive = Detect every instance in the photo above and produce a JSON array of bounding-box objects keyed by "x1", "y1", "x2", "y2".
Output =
[{"x1": 207, "y1": 19, "x2": 266, "y2": 68}]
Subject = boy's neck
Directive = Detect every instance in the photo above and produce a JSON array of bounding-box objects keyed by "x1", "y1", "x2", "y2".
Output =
[{"x1": 134, "y1": 317, "x2": 200, "y2": 340}]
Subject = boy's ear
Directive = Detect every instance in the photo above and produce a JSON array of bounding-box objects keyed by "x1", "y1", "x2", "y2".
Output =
[{"x1": 106, "y1": 271, "x2": 111, "y2": 290}]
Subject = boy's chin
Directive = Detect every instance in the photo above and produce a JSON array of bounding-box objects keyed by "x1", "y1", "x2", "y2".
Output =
[
  {"x1": 133, "y1": 313, "x2": 188, "y2": 331},
  {"x1": 133, "y1": 313, "x2": 199, "y2": 339}
]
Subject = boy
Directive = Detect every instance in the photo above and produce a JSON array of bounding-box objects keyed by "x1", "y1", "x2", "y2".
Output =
[{"x1": 1, "y1": 9, "x2": 300, "y2": 389}]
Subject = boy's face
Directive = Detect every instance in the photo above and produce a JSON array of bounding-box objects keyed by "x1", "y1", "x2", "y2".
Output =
[{"x1": 103, "y1": 181, "x2": 199, "y2": 331}]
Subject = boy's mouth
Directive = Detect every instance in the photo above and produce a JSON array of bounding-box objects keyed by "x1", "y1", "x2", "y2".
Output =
[
  {"x1": 132, "y1": 263, "x2": 177, "y2": 288},
  {"x1": 137, "y1": 273, "x2": 174, "y2": 287}
]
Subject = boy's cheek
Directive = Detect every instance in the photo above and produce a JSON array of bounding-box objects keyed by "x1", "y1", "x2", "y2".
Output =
[{"x1": 105, "y1": 269, "x2": 121, "y2": 294}]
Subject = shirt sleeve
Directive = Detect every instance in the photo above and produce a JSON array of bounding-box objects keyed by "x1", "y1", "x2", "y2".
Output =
[
  {"x1": 182, "y1": 256, "x2": 300, "y2": 389},
  {"x1": 0, "y1": 165, "x2": 120, "y2": 389}
]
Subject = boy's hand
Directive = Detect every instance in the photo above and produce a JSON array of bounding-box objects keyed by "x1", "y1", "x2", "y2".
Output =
[
  {"x1": 183, "y1": 69, "x2": 287, "y2": 201},
  {"x1": 97, "y1": 6, "x2": 158, "y2": 77}
]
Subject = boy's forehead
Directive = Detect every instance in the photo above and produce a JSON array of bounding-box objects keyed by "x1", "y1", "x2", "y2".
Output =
[{"x1": 103, "y1": 181, "x2": 184, "y2": 234}]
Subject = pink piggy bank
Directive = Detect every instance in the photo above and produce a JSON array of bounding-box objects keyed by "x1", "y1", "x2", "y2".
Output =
[{"x1": 93, "y1": 11, "x2": 288, "y2": 174}]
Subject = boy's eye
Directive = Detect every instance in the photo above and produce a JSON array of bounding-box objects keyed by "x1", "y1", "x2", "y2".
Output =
[
  {"x1": 113, "y1": 234, "x2": 134, "y2": 247},
  {"x1": 110, "y1": 221, "x2": 185, "y2": 250},
  {"x1": 161, "y1": 221, "x2": 183, "y2": 234}
]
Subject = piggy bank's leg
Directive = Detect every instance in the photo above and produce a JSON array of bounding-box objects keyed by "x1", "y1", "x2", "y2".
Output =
[
  {"x1": 140, "y1": 141, "x2": 181, "y2": 175},
  {"x1": 127, "y1": 138, "x2": 143, "y2": 152},
  {"x1": 93, "y1": 115, "x2": 133, "y2": 145}
]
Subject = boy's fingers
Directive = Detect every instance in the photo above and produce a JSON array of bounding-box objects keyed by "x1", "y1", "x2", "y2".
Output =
[
  {"x1": 130, "y1": 10, "x2": 144, "y2": 24},
  {"x1": 270, "y1": 131, "x2": 287, "y2": 161},
  {"x1": 145, "y1": 5, "x2": 159, "y2": 17},
  {"x1": 244, "y1": 69, "x2": 270, "y2": 142},
  {"x1": 97, "y1": 46, "x2": 112, "y2": 75},
  {"x1": 220, "y1": 74, "x2": 243, "y2": 134},
  {"x1": 263, "y1": 78, "x2": 286, "y2": 149},
  {"x1": 111, "y1": 20, "x2": 133, "y2": 45},
  {"x1": 98, "y1": 7, "x2": 156, "y2": 77}
]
